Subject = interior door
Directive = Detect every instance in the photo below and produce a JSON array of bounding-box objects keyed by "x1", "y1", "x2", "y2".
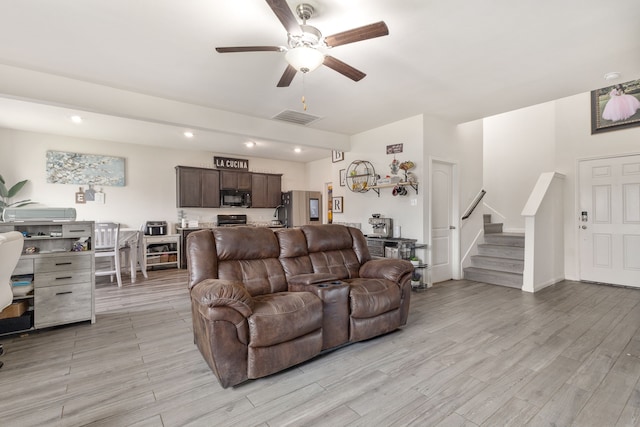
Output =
[
  {"x1": 431, "y1": 160, "x2": 455, "y2": 283},
  {"x1": 579, "y1": 155, "x2": 640, "y2": 287}
]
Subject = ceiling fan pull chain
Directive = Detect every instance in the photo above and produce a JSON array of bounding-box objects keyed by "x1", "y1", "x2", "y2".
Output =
[{"x1": 302, "y1": 73, "x2": 308, "y2": 111}]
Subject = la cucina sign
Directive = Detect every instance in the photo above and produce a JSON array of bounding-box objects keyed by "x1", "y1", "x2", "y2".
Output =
[{"x1": 214, "y1": 156, "x2": 249, "y2": 171}]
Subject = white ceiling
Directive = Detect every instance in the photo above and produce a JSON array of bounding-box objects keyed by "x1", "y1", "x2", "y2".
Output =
[{"x1": 0, "y1": 0, "x2": 639, "y2": 162}]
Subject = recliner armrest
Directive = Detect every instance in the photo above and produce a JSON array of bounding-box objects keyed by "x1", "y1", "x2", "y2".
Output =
[
  {"x1": 359, "y1": 259, "x2": 414, "y2": 283},
  {"x1": 190, "y1": 279, "x2": 254, "y2": 318}
]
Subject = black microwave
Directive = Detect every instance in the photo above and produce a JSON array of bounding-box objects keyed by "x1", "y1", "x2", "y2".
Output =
[{"x1": 221, "y1": 190, "x2": 251, "y2": 207}]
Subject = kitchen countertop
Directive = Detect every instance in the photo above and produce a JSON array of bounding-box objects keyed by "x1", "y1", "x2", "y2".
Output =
[{"x1": 177, "y1": 223, "x2": 286, "y2": 231}]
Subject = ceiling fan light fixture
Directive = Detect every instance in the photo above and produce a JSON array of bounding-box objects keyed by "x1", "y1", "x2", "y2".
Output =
[{"x1": 285, "y1": 46, "x2": 324, "y2": 73}]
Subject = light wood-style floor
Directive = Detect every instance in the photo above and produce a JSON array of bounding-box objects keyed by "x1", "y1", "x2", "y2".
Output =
[{"x1": 2, "y1": 270, "x2": 640, "y2": 426}]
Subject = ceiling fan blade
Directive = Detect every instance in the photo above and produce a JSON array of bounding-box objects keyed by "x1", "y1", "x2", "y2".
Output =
[
  {"x1": 216, "y1": 46, "x2": 284, "y2": 53},
  {"x1": 277, "y1": 65, "x2": 297, "y2": 87},
  {"x1": 324, "y1": 21, "x2": 389, "y2": 48},
  {"x1": 265, "y1": 0, "x2": 301, "y2": 35},
  {"x1": 323, "y1": 56, "x2": 366, "y2": 82}
]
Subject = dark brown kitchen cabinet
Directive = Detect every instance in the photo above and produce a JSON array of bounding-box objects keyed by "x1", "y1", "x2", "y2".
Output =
[
  {"x1": 251, "y1": 173, "x2": 282, "y2": 208},
  {"x1": 176, "y1": 166, "x2": 220, "y2": 208},
  {"x1": 220, "y1": 171, "x2": 251, "y2": 191}
]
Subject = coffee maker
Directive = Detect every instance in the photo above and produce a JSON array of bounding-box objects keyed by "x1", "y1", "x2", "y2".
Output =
[{"x1": 368, "y1": 214, "x2": 392, "y2": 238}]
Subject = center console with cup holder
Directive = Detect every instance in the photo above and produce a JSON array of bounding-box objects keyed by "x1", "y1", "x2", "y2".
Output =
[{"x1": 288, "y1": 280, "x2": 350, "y2": 350}]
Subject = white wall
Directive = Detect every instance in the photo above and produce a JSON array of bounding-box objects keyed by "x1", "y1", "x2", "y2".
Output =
[
  {"x1": 522, "y1": 173, "x2": 565, "y2": 292},
  {"x1": 0, "y1": 128, "x2": 309, "y2": 230},
  {"x1": 455, "y1": 120, "x2": 485, "y2": 272},
  {"x1": 341, "y1": 115, "x2": 424, "y2": 239},
  {"x1": 483, "y1": 103, "x2": 557, "y2": 231}
]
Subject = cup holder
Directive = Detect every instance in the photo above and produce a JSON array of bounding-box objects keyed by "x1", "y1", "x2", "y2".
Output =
[{"x1": 316, "y1": 281, "x2": 343, "y2": 288}]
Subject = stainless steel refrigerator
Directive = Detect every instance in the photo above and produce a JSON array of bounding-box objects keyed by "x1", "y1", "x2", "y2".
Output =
[{"x1": 277, "y1": 190, "x2": 323, "y2": 228}]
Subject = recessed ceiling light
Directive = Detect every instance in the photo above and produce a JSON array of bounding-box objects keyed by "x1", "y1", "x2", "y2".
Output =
[
  {"x1": 245, "y1": 141, "x2": 255, "y2": 148},
  {"x1": 70, "y1": 115, "x2": 83, "y2": 124},
  {"x1": 604, "y1": 72, "x2": 621, "y2": 81},
  {"x1": 184, "y1": 131, "x2": 194, "y2": 138},
  {"x1": 294, "y1": 147, "x2": 302, "y2": 153}
]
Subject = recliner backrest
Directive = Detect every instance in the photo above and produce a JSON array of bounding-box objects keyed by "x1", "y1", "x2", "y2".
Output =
[
  {"x1": 275, "y1": 228, "x2": 313, "y2": 279},
  {"x1": 213, "y1": 227, "x2": 287, "y2": 296},
  {"x1": 300, "y1": 224, "x2": 362, "y2": 279}
]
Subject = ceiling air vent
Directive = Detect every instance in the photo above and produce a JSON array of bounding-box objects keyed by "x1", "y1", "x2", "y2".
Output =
[{"x1": 272, "y1": 109, "x2": 321, "y2": 126}]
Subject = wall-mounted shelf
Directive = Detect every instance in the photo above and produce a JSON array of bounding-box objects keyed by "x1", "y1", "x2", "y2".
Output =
[
  {"x1": 369, "y1": 181, "x2": 419, "y2": 197},
  {"x1": 346, "y1": 160, "x2": 377, "y2": 193},
  {"x1": 345, "y1": 160, "x2": 419, "y2": 197}
]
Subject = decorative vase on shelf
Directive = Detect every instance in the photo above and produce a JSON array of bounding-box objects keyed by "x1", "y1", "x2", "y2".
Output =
[{"x1": 389, "y1": 158, "x2": 399, "y2": 175}]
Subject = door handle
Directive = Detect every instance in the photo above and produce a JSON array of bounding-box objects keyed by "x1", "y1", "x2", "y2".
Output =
[{"x1": 449, "y1": 225, "x2": 456, "y2": 230}]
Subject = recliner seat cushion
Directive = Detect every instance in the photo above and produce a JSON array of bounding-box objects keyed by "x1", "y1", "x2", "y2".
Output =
[
  {"x1": 249, "y1": 292, "x2": 322, "y2": 347},
  {"x1": 347, "y1": 278, "x2": 401, "y2": 318}
]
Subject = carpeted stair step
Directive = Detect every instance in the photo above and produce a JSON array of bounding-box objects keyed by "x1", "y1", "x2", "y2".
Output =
[
  {"x1": 484, "y1": 222, "x2": 503, "y2": 234},
  {"x1": 464, "y1": 267, "x2": 522, "y2": 289},
  {"x1": 478, "y1": 243, "x2": 524, "y2": 260},
  {"x1": 470, "y1": 255, "x2": 524, "y2": 273},
  {"x1": 484, "y1": 232, "x2": 525, "y2": 247}
]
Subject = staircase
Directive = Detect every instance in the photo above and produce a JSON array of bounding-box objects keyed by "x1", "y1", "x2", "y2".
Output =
[{"x1": 464, "y1": 214, "x2": 524, "y2": 289}]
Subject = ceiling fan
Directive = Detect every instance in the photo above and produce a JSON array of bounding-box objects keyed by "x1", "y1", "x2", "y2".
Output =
[{"x1": 215, "y1": 0, "x2": 389, "y2": 87}]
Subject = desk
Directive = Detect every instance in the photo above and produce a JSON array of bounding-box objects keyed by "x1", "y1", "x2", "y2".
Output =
[{"x1": 0, "y1": 220, "x2": 95, "y2": 334}]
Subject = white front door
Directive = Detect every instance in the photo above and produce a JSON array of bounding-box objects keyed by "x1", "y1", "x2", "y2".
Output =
[
  {"x1": 579, "y1": 155, "x2": 640, "y2": 287},
  {"x1": 431, "y1": 160, "x2": 457, "y2": 283}
]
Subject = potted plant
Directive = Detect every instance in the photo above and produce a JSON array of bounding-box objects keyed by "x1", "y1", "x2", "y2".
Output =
[
  {"x1": 410, "y1": 271, "x2": 422, "y2": 288},
  {"x1": 0, "y1": 174, "x2": 34, "y2": 218},
  {"x1": 409, "y1": 256, "x2": 421, "y2": 267}
]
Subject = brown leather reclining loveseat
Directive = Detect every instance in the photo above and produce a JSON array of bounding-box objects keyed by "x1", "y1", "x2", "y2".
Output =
[{"x1": 187, "y1": 224, "x2": 413, "y2": 388}]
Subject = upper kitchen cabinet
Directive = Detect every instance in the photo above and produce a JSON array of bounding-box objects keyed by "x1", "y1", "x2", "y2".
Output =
[
  {"x1": 251, "y1": 173, "x2": 282, "y2": 208},
  {"x1": 176, "y1": 166, "x2": 220, "y2": 208},
  {"x1": 220, "y1": 171, "x2": 252, "y2": 191}
]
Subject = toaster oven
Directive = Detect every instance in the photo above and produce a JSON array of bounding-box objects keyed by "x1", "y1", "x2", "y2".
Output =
[{"x1": 145, "y1": 221, "x2": 167, "y2": 235}]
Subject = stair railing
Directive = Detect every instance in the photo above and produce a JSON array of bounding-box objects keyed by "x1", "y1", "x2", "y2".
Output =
[{"x1": 462, "y1": 189, "x2": 486, "y2": 220}]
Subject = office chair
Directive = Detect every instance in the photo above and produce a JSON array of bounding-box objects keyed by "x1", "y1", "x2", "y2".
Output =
[{"x1": 0, "y1": 231, "x2": 25, "y2": 369}]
